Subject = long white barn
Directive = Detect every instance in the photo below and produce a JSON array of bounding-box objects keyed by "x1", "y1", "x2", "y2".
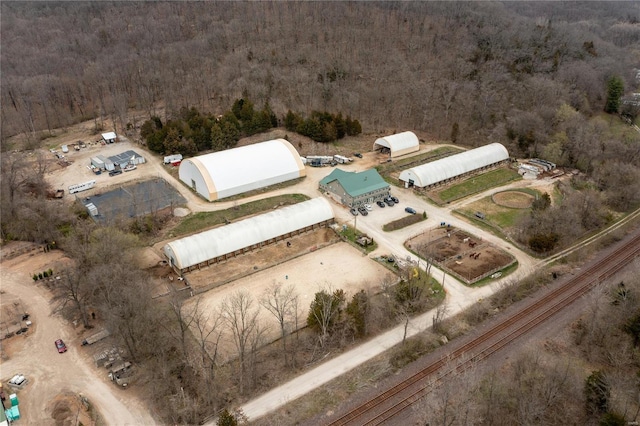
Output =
[
  {"x1": 163, "y1": 198, "x2": 334, "y2": 273},
  {"x1": 399, "y1": 143, "x2": 509, "y2": 188},
  {"x1": 178, "y1": 139, "x2": 306, "y2": 201}
]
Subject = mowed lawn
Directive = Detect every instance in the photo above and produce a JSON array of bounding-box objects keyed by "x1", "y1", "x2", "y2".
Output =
[
  {"x1": 437, "y1": 168, "x2": 521, "y2": 203},
  {"x1": 171, "y1": 193, "x2": 310, "y2": 237},
  {"x1": 458, "y1": 188, "x2": 543, "y2": 229}
]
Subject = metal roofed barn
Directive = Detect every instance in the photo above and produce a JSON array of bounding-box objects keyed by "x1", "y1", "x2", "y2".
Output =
[
  {"x1": 399, "y1": 143, "x2": 509, "y2": 188},
  {"x1": 373, "y1": 131, "x2": 420, "y2": 158},
  {"x1": 319, "y1": 168, "x2": 390, "y2": 208},
  {"x1": 178, "y1": 139, "x2": 306, "y2": 201},
  {"x1": 163, "y1": 197, "x2": 334, "y2": 273}
]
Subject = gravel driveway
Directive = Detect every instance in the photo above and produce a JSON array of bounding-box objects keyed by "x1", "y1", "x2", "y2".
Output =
[{"x1": 0, "y1": 249, "x2": 156, "y2": 425}]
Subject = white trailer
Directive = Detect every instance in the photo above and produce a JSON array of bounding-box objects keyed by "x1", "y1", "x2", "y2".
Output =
[
  {"x1": 61, "y1": 145, "x2": 69, "y2": 153},
  {"x1": 306, "y1": 155, "x2": 334, "y2": 166},
  {"x1": 163, "y1": 154, "x2": 183, "y2": 164},
  {"x1": 69, "y1": 180, "x2": 96, "y2": 194},
  {"x1": 333, "y1": 155, "x2": 352, "y2": 164}
]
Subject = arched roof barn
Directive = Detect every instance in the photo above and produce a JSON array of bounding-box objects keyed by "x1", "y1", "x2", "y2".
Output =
[
  {"x1": 398, "y1": 143, "x2": 509, "y2": 188},
  {"x1": 163, "y1": 197, "x2": 334, "y2": 271},
  {"x1": 178, "y1": 139, "x2": 306, "y2": 201},
  {"x1": 373, "y1": 131, "x2": 420, "y2": 158}
]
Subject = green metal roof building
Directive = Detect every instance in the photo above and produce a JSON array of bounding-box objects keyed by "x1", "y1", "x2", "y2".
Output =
[{"x1": 319, "y1": 168, "x2": 390, "y2": 208}]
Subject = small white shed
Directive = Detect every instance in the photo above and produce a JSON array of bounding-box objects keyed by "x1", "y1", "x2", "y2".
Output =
[{"x1": 101, "y1": 132, "x2": 117, "y2": 143}]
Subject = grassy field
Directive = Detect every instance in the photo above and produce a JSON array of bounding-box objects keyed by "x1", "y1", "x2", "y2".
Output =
[
  {"x1": 340, "y1": 224, "x2": 379, "y2": 253},
  {"x1": 458, "y1": 189, "x2": 543, "y2": 229},
  {"x1": 170, "y1": 193, "x2": 310, "y2": 237},
  {"x1": 437, "y1": 168, "x2": 522, "y2": 203}
]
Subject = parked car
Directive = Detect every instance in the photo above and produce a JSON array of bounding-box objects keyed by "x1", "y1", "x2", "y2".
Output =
[
  {"x1": 376, "y1": 200, "x2": 386, "y2": 208},
  {"x1": 353, "y1": 152, "x2": 363, "y2": 158},
  {"x1": 55, "y1": 339, "x2": 67, "y2": 353},
  {"x1": 364, "y1": 203, "x2": 373, "y2": 211},
  {"x1": 109, "y1": 169, "x2": 122, "y2": 177},
  {"x1": 357, "y1": 207, "x2": 368, "y2": 216},
  {"x1": 384, "y1": 198, "x2": 395, "y2": 206},
  {"x1": 391, "y1": 196, "x2": 399, "y2": 204},
  {"x1": 350, "y1": 207, "x2": 359, "y2": 216},
  {"x1": 405, "y1": 207, "x2": 417, "y2": 215}
]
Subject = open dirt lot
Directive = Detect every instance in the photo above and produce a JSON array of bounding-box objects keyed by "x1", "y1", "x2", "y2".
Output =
[
  {"x1": 0, "y1": 245, "x2": 156, "y2": 425},
  {"x1": 406, "y1": 227, "x2": 515, "y2": 284},
  {"x1": 182, "y1": 241, "x2": 396, "y2": 351}
]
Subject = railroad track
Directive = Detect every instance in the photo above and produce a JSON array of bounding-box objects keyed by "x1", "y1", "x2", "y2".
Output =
[{"x1": 329, "y1": 232, "x2": 640, "y2": 426}]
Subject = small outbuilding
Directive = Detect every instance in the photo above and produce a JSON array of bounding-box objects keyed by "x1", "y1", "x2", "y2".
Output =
[
  {"x1": 373, "y1": 131, "x2": 420, "y2": 158},
  {"x1": 91, "y1": 156, "x2": 105, "y2": 170},
  {"x1": 96, "y1": 155, "x2": 115, "y2": 171},
  {"x1": 399, "y1": 143, "x2": 509, "y2": 188},
  {"x1": 101, "y1": 132, "x2": 117, "y2": 144},
  {"x1": 108, "y1": 150, "x2": 145, "y2": 168},
  {"x1": 319, "y1": 168, "x2": 389, "y2": 208}
]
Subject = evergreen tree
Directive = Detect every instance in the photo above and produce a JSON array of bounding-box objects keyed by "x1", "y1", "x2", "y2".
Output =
[
  {"x1": 585, "y1": 370, "x2": 610, "y2": 415},
  {"x1": 604, "y1": 76, "x2": 624, "y2": 114},
  {"x1": 216, "y1": 409, "x2": 238, "y2": 426},
  {"x1": 284, "y1": 110, "x2": 302, "y2": 131},
  {"x1": 345, "y1": 116, "x2": 362, "y2": 136},
  {"x1": 346, "y1": 290, "x2": 368, "y2": 337}
]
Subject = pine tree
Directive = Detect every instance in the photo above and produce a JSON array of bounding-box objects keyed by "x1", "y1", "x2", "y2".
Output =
[{"x1": 604, "y1": 76, "x2": 624, "y2": 114}]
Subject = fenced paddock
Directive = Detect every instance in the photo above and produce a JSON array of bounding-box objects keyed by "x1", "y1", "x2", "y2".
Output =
[{"x1": 406, "y1": 226, "x2": 516, "y2": 285}]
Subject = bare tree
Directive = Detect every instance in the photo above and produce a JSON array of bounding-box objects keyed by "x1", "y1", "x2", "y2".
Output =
[
  {"x1": 260, "y1": 281, "x2": 299, "y2": 367},
  {"x1": 432, "y1": 302, "x2": 449, "y2": 334},
  {"x1": 54, "y1": 268, "x2": 92, "y2": 328},
  {"x1": 165, "y1": 292, "x2": 197, "y2": 360},
  {"x1": 222, "y1": 290, "x2": 261, "y2": 395}
]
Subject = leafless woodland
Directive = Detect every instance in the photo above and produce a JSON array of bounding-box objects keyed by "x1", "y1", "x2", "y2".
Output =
[{"x1": 2, "y1": 2, "x2": 639, "y2": 152}]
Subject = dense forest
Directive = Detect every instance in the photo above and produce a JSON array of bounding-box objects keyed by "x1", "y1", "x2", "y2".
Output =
[
  {"x1": 2, "y1": 2, "x2": 640, "y2": 425},
  {"x1": 2, "y1": 1, "x2": 639, "y2": 151}
]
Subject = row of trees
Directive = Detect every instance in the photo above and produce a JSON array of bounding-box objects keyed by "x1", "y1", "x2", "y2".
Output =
[
  {"x1": 141, "y1": 100, "x2": 276, "y2": 155},
  {"x1": 284, "y1": 110, "x2": 362, "y2": 142},
  {"x1": 140, "y1": 100, "x2": 363, "y2": 156}
]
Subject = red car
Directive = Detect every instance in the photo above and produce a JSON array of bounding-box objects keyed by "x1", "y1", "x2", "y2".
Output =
[{"x1": 55, "y1": 339, "x2": 67, "y2": 353}]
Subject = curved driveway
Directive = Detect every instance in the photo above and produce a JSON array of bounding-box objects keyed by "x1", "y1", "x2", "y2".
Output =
[{"x1": 0, "y1": 252, "x2": 156, "y2": 425}]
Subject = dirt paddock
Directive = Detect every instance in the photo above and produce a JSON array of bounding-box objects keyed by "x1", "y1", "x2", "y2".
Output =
[
  {"x1": 181, "y1": 240, "x2": 395, "y2": 349},
  {"x1": 406, "y1": 227, "x2": 515, "y2": 284}
]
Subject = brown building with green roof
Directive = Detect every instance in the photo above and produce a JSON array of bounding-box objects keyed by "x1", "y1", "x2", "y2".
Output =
[{"x1": 319, "y1": 168, "x2": 390, "y2": 208}]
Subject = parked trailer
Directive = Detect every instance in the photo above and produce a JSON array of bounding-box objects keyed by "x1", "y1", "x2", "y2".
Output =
[
  {"x1": 163, "y1": 154, "x2": 183, "y2": 164},
  {"x1": 333, "y1": 155, "x2": 352, "y2": 164},
  {"x1": 82, "y1": 329, "x2": 110, "y2": 345},
  {"x1": 305, "y1": 155, "x2": 334, "y2": 165},
  {"x1": 69, "y1": 180, "x2": 96, "y2": 194}
]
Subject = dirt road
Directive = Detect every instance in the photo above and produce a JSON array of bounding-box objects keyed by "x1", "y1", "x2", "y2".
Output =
[{"x1": 0, "y1": 250, "x2": 156, "y2": 425}]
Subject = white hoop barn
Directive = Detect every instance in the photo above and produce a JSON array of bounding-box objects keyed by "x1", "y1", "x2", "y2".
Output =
[{"x1": 178, "y1": 139, "x2": 306, "y2": 201}]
